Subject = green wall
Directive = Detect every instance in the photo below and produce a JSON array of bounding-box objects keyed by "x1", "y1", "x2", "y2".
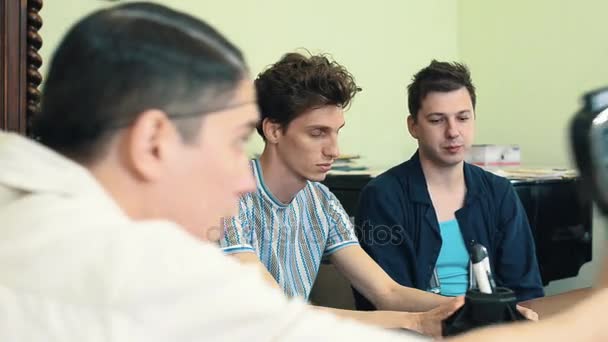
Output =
[
  {"x1": 459, "y1": 0, "x2": 608, "y2": 295},
  {"x1": 38, "y1": 0, "x2": 606, "y2": 294},
  {"x1": 39, "y1": 0, "x2": 459, "y2": 168},
  {"x1": 459, "y1": 0, "x2": 608, "y2": 168}
]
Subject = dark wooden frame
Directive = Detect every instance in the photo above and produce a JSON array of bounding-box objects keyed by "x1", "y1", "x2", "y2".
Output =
[{"x1": 1, "y1": 0, "x2": 43, "y2": 135}]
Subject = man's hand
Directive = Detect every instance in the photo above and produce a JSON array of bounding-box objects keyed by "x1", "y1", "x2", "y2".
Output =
[
  {"x1": 413, "y1": 296, "x2": 464, "y2": 338},
  {"x1": 516, "y1": 304, "x2": 538, "y2": 321}
]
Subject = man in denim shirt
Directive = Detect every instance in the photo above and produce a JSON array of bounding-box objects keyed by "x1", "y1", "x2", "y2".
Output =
[{"x1": 355, "y1": 61, "x2": 544, "y2": 311}]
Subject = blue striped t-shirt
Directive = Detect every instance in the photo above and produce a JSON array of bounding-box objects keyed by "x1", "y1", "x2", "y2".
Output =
[{"x1": 219, "y1": 159, "x2": 359, "y2": 299}]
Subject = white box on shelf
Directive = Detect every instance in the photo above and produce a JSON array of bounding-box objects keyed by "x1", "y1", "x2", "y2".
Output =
[{"x1": 465, "y1": 144, "x2": 521, "y2": 167}]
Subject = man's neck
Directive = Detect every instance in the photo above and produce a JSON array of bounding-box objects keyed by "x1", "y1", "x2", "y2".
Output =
[
  {"x1": 87, "y1": 160, "x2": 144, "y2": 219},
  {"x1": 419, "y1": 153, "x2": 465, "y2": 191},
  {"x1": 258, "y1": 147, "x2": 307, "y2": 204}
]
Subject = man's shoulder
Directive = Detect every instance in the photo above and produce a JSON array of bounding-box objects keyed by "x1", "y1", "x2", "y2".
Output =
[
  {"x1": 305, "y1": 182, "x2": 353, "y2": 219},
  {"x1": 68, "y1": 219, "x2": 249, "y2": 298},
  {"x1": 305, "y1": 181, "x2": 333, "y2": 201},
  {"x1": 0, "y1": 215, "x2": 306, "y2": 339},
  {"x1": 464, "y1": 163, "x2": 514, "y2": 200},
  {"x1": 364, "y1": 160, "x2": 411, "y2": 192},
  {"x1": 118, "y1": 220, "x2": 240, "y2": 271},
  {"x1": 465, "y1": 162, "x2": 512, "y2": 191},
  {"x1": 0, "y1": 195, "x2": 222, "y2": 297},
  {"x1": 233, "y1": 186, "x2": 265, "y2": 215}
]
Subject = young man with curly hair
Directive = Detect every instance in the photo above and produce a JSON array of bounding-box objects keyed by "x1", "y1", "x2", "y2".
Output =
[{"x1": 219, "y1": 52, "x2": 464, "y2": 338}]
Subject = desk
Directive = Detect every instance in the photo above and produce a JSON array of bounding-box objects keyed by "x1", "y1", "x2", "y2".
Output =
[{"x1": 520, "y1": 287, "x2": 594, "y2": 319}]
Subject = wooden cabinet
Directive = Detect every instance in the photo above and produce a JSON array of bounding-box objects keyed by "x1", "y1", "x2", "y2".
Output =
[{"x1": 1, "y1": 0, "x2": 43, "y2": 135}]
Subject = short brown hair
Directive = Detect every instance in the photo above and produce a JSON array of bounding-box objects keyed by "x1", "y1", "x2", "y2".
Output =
[
  {"x1": 254, "y1": 52, "x2": 360, "y2": 139},
  {"x1": 407, "y1": 60, "x2": 476, "y2": 120}
]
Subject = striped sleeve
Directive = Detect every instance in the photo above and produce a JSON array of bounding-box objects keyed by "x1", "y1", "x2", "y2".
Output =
[
  {"x1": 219, "y1": 198, "x2": 255, "y2": 254},
  {"x1": 322, "y1": 190, "x2": 359, "y2": 257}
]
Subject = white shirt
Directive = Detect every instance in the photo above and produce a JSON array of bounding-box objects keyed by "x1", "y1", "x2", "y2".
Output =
[{"x1": 0, "y1": 132, "x2": 419, "y2": 341}]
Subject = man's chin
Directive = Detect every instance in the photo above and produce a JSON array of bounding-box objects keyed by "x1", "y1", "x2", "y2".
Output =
[
  {"x1": 443, "y1": 159, "x2": 465, "y2": 167},
  {"x1": 307, "y1": 172, "x2": 328, "y2": 182},
  {"x1": 434, "y1": 154, "x2": 465, "y2": 168}
]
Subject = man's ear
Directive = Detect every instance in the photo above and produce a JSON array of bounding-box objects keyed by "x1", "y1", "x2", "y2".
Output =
[
  {"x1": 407, "y1": 115, "x2": 419, "y2": 139},
  {"x1": 262, "y1": 118, "x2": 283, "y2": 144},
  {"x1": 124, "y1": 109, "x2": 179, "y2": 181}
]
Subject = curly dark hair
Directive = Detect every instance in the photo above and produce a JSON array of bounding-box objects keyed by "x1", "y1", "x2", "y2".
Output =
[
  {"x1": 407, "y1": 60, "x2": 476, "y2": 120},
  {"x1": 254, "y1": 52, "x2": 360, "y2": 139}
]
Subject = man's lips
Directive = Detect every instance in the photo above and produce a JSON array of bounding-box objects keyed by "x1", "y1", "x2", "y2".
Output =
[
  {"x1": 444, "y1": 145, "x2": 463, "y2": 152},
  {"x1": 317, "y1": 163, "x2": 332, "y2": 172}
]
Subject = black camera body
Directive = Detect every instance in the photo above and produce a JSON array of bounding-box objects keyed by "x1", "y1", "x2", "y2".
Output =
[
  {"x1": 442, "y1": 288, "x2": 526, "y2": 337},
  {"x1": 570, "y1": 87, "x2": 608, "y2": 215}
]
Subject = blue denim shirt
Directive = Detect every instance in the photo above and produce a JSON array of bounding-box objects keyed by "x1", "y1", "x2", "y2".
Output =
[{"x1": 354, "y1": 152, "x2": 544, "y2": 310}]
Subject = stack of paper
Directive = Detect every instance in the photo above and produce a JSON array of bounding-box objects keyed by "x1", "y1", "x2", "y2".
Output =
[
  {"x1": 490, "y1": 168, "x2": 577, "y2": 180},
  {"x1": 331, "y1": 154, "x2": 368, "y2": 172}
]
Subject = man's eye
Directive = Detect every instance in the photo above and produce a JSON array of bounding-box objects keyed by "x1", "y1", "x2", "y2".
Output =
[
  {"x1": 310, "y1": 129, "x2": 323, "y2": 137},
  {"x1": 459, "y1": 116, "x2": 470, "y2": 121},
  {"x1": 429, "y1": 118, "x2": 442, "y2": 124}
]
